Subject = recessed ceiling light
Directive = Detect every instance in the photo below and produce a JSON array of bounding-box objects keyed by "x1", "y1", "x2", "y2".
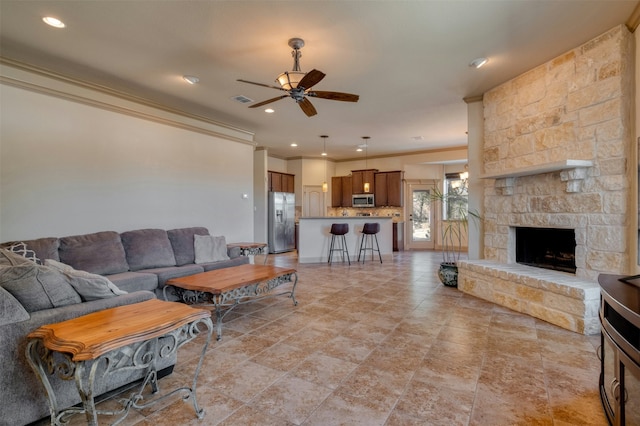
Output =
[
  {"x1": 469, "y1": 57, "x2": 488, "y2": 69},
  {"x1": 356, "y1": 148, "x2": 363, "y2": 152},
  {"x1": 321, "y1": 152, "x2": 327, "y2": 156},
  {"x1": 182, "y1": 75, "x2": 199, "y2": 84},
  {"x1": 42, "y1": 17, "x2": 65, "y2": 28},
  {"x1": 290, "y1": 143, "x2": 298, "y2": 147},
  {"x1": 265, "y1": 108, "x2": 275, "y2": 113}
]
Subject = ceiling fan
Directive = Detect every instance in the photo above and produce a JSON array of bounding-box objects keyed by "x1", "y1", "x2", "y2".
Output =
[{"x1": 237, "y1": 38, "x2": 359, "y2": 117}]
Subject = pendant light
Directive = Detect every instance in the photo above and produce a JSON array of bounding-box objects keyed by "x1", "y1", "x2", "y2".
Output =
[
  {"x1": 321, "y1": 135, "x2": 328, "y2": 192},
  {"x1": 362, "y1": 136, "x2": 370, "y2": 193}
]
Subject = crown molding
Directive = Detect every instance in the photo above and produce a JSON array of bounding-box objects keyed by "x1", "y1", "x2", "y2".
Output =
[{"x1": 0, "y1": 57, "x2": 256, "y2": 146}]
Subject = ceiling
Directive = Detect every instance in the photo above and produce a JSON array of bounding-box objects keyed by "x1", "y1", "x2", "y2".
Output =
[{"x1": 1, "y1": 1, "x2": 638, "y2": 161}]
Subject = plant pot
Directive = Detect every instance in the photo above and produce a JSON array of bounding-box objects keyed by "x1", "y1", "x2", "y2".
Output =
[{"x1": 438, "y1": 262, "x2": 458, "y2": 287}]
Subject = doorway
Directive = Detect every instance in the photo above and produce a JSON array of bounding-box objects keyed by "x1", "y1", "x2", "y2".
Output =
[
  {"x1": 303, "y1": 185, "x2": 325, "y2": 217},
  {"x1": 405, "y1": 182, "x2": 435, "y2": 250}
]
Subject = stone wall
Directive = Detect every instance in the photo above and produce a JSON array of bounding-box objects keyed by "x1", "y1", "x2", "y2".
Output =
[{"x1": 481, "y1": 24, "x2": 634, "y2": 281}]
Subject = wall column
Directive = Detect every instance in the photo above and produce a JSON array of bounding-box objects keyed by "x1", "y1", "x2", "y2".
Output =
[{"x1": 465, "y1": 96, "x2": 484, "y2": 260}]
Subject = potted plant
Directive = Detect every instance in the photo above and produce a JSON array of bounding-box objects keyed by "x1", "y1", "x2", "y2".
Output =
[{"x1": 429, "y1": 174, "x2": 480, "y2": 287}]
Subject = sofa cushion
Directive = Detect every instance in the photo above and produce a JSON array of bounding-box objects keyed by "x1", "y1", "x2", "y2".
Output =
[
  {"x1": 138, "y1": 264, "x2": 204, "y2": 287},
  {"x1": 167, "y1": 227, "x2": 210, "y2": 266},
  {"x1": 1, "y1": 237, "x2": 60, "y2": 264},
  {"x1": 23, "y1": 237, "x2": 60, "y2": 263},
  {"x1": 44, "y1": 259, "x2": 128, "y2": 301},
  {"x1": 59, "y1": 231, "x2": 129, "y2": 275},
  {"x1": 120, "y1": 229, "x2": 176, "y2": 271},
  {"x1": 200, "y1": 255, "x2": 249, "y2": 271},
  {"x1": 0, "y1": 263, "x2": 82, "y2": 312},
  {"x1": 0, "y1": 285, "x2": 30, "y2": 325},
  {"x1": 105, "y1": 271, "x2": 159, "y2": 293},
  {"x1": 194, "y1": 235, "x2": 230, "y2": 264}
]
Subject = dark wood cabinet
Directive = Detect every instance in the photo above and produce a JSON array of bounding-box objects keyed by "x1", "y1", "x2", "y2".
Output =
[
  {"x1": 268, "y1": 171, "x2": 294, "y2": 193},
  {"x1": 351, "y1": 169, "x2": 377, "y2": 195},
  {"x1": 375, "y1": 171, "x2": 403, "y2": 206},
  {"x1": 393, "y1": 222, "x2": 404, "y2": 251},
  {"x1": 331, "y1": 176, "x2": 352, "y2": 207},
  {"x1": 598, "y1": 274, "x2": 640, "y2": 426},
  {"x1": 281, "y1": 173, "x2": 294, "y2": 193}
]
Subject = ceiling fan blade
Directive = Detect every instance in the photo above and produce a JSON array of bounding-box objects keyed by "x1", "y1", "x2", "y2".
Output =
[
  {"x1": 297, "y1": 69, "x2": 326, "y2": 89},
  {"x1": 249, "y1": 95, "x2": 288, "y2": 108},
  {"x1": 308, "y1": 91, "x2": 360, "y2": 102},
  {"x1": 237, "y1": 79, "x2": 287, "y2": 92},
  {"x1": 298, "y1": 97, "x2": 318, "y2": 117}
]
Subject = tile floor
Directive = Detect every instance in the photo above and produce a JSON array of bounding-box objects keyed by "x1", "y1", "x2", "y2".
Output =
[{"x1": 39, "y1": 250, "x2": 607, "y2": 425}]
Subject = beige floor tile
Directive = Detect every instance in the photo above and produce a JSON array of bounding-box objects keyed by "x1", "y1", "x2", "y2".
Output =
[{"x1": 30, "y1": 251, "x2": 611, "y2": 426}]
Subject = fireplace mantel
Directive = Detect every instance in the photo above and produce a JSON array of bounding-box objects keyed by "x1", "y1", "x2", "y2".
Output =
[
  {"x1": 480, "y1": 160, "x2": 593, "y2": 179},
  {"x1": 480, "y1": 160, "x2": 593, "y2": 195}
]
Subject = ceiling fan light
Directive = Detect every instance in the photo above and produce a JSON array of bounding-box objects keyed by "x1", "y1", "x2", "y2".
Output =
[
  {"x1": 276, "y1": 71, "x2": 306, "y2": 90},
  {"x1": 182, "y1": 75, "x2": 199, "y2": 84},
  {"x1": 42, "y1": 16, "x2": 65, "y2": 28},
  {"x1": 469, "y1": 57, "x2": 488, "y2": 69}
]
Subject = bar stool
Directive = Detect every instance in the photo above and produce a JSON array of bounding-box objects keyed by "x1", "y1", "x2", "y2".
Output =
[
  {"x1": 328, "y1": 223, "x2": 350, "y2": 265},
  {"x1": 358, "y1": 222, "x2": 382, "y2": 263}
]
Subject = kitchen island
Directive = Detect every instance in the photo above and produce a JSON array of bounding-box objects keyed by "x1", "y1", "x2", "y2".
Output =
[{"x1": 298, "y1": 217, "x2": 393, "y2": 263}]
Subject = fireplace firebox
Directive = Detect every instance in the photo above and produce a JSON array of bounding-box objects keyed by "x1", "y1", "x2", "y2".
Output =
[{"x1": 515, "y1": 227, "x2": 576, "y2": 274}]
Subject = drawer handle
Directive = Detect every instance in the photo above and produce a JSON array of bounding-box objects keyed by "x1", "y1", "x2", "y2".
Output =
[{"x1": 611, "y1": 378, "x2": 620, "y2": 402}]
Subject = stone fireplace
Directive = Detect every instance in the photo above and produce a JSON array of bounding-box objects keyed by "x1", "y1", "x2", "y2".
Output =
[{"x1": 458, "y1": 25, "x2": 634, "y2": 335}]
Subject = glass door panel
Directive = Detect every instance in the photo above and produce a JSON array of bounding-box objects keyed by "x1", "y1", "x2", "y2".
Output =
[{"x1": 406, "y1": 183, "x2": 434, "y2": 250}]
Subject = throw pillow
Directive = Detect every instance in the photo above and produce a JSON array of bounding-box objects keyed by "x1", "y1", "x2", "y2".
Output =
[
  {"x1": 44, "y1": 259, "x2": 128, "y2": 301},
  {"x1": 0, "y1": 286, "x2": 30, "y2": 326},
  {"x1": 0, "y1": 263, "x2": 82, "y2": 312},
  {"x1": 4, "y1": 243, "x2": 40, "y2": 264},
  {"x1": 0, "y1": 248, "x2": 36, "y2": 267},
  {"x1": 194, "y1": 235, "x2": 230, "y2": 264}
]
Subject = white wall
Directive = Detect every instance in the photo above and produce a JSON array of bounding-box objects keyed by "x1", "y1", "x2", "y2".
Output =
[
  {"x1": 1, "y1": 75, "x2": 255, "y2": 242},
  {"x1": 253, "y1": 149, "x2": 268, "y2": 243}
]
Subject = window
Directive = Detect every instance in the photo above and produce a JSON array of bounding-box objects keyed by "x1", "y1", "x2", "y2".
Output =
[{"x1": 444, "y1": 172, "x2": 468, "y2": 220}]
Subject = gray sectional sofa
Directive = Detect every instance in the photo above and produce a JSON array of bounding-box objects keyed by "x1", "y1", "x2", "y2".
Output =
[{"x1": 0, "y1": 226, "x2": 248, "y2": 426}]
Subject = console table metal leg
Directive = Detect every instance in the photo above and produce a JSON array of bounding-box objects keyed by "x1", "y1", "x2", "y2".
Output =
[{"x1": 26, "y1": 317, "x2": 213, "y2": 425}]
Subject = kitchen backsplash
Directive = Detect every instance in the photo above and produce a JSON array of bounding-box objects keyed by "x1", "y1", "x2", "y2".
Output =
[{"x1": 326, "y1": 207, "x2": 404, "y2": 222}]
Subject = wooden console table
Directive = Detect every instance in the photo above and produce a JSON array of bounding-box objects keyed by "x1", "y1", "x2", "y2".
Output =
[
  {"x1": 26, "y1": 299, "x2": 213, "y2": 426},
  {"x1": 227, "y1": 242, "x2": 269, "y2": 264},
  {"x1": 164, "y1": 264, "x2": 298, "y2": 340}
]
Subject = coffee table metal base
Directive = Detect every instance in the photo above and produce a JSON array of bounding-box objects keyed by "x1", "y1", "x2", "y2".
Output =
[{"x1": 165, "y1": 271, "x2": 298, "y2": 340}]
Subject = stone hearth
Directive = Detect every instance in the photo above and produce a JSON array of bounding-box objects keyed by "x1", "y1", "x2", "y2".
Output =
[{"x1": 458, "y1": 260, "x2": 600, "y2": 334}]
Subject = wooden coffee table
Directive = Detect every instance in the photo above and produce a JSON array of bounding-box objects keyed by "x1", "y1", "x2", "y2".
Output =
[
  {"x1": 164, "y1": 264, "x2": 298, "y2": 340},
  {"x1": 25, "y1": 299, "x2": 213, "y2": 426}
]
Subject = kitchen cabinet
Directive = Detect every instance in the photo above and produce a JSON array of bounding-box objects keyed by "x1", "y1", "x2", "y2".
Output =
[
  {"x1": 351, "y1": 169, "x2": 377, "y2": 195},
  {"x1": 598, "y1": 274, "x2": 640, "y2": 426},
  {"x1": 375, "y1": 171, "x2": 403, "y2": 206},
  {"x1": 268, "y1": 171, "x2": 294, "y2": 193},
  {"x1": 281, "y1": 173, "x2": 295, "y2": 193},
  {"x1": 331, "y1": 176, "x2": 352, "y2": 207}
]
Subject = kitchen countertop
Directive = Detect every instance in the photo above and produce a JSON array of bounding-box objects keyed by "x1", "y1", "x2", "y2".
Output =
[{"x1": 297, "y1": 217, "x2": 393, "y2": 263}]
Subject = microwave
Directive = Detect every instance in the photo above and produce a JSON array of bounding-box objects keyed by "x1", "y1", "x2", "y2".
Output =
[{"x1": 352, "y1": 194, "x2": 375, "y2": 207}]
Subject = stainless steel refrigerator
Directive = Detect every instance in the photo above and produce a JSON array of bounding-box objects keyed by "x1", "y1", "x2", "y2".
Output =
[{"x1": 268, "y1": 192, "x2": 295, "y2": 253}]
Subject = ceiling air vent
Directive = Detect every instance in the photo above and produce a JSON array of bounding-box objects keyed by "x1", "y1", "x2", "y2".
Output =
[{"x1": 231, "y1": 95, "x2": 254, "y2": 104}]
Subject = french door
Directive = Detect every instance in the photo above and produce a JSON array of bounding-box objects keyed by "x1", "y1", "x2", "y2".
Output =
[{"x1": 405, "y1": 182, "x2": 435, "y2": 250}]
